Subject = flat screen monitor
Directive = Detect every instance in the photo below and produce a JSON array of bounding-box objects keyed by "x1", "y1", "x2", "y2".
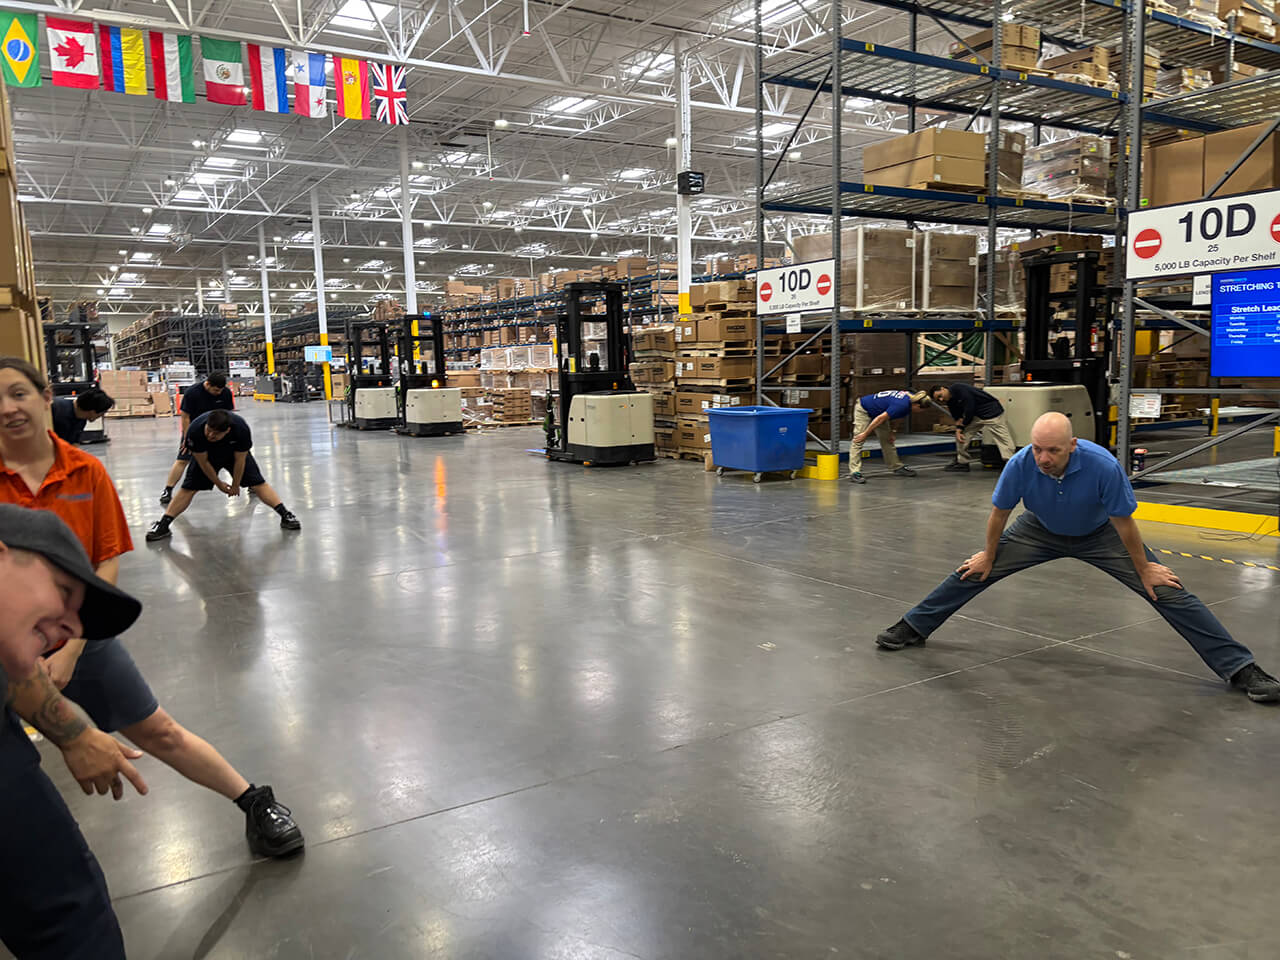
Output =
[{"x1": 1211, "y1": 267, "x2": 1280, "y2": 378}]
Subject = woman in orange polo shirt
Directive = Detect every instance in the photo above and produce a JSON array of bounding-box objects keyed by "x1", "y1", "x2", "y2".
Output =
[{"x1": 0, "y1": 357, "x2": 303, "y2": 859}]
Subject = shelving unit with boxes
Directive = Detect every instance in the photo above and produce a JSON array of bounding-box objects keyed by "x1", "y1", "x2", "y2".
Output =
[{"x1": 0, "y1": 80, "x2": 43, "y2": 371}]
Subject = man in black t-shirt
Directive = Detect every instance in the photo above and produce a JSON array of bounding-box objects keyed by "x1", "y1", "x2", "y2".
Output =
[
  {"x1": 145, "y1": 410, "x2": 300, "y2": 540},
  {"x1": 929, "y1": 382, "x2": 1018, "y2": 472},
  {"x1": 50, "y1": 389, "x2": 114, "y2": 444},
  {"x1": 158, "y1": 373, "x2": 235, "y2": 505}
]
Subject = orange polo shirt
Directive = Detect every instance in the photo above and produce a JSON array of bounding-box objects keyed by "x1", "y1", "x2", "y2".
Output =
[{"x1": 0, "y1": 432, "x2": 133, "y2": 566}]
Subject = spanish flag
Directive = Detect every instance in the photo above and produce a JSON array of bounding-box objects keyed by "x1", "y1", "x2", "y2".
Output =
[{"x1": 332, "y1": 55, "x2": 369, "y2": 120}]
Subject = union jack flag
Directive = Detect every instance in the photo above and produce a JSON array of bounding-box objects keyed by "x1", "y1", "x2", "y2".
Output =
[{"x1": 371, "y1": 62, "x2": 408, "y2": 125}]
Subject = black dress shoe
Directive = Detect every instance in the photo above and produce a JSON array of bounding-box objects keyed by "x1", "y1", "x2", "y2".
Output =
[
  {"x1": 238, "y1": 785, "x2": 304, "y2": 857},
  {"x1": 876, "y1": 618, "x2": 926, "y2": 650},
  {"x1": 279, "y1": 511, "x2": 301, "y2": 531},
  {"x1": 145, "y1": 521, "x2": 172, "y2": 542}
]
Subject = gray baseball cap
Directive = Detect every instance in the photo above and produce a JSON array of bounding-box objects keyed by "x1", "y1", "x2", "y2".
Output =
[{"x1": 0, "y1": 504, "x2": 141, "y2": 640}]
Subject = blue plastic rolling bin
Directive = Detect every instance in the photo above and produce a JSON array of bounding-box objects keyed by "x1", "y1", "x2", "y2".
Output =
[{"x1": 708, "y1": 406, "x2": 813, "y2": 482}]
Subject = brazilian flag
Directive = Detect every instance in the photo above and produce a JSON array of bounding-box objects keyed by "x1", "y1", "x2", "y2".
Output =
[{"x1": 1, "y1": 12, "x2": 40, "y2": 87}]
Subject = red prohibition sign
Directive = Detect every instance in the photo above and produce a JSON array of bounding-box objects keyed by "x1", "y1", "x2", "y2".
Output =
[
  {"x1": 1133, "y1": 227, "x2": 1162, "y2": 259},
  {"x1": 816, "y1": 273, "x2": 832, "y2": 296},
  {"x1": 1270, "y1": 213, "x2": 1280, "y2": 243},
  {"x1": 759, "y1": 281, "x2": 773, "y2": 302}
]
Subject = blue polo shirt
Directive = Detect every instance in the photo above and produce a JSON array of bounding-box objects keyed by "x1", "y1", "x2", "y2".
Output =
[
  {"x1": 992, "y1": 438, "x2": 1137, "y2": 536},
  {"x1": 859, "y1": 391, "x2": 913, "y2": 420}
]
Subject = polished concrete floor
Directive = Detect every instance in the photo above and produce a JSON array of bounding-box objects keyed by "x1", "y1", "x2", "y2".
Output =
[{"x1": 19, "y1": 401, "x2": 1280, "y2": 959}]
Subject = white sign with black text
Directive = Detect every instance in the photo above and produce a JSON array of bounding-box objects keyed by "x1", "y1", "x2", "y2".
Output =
[
  {"x1": 1126, "y1": 188, "x2": 1280, "y2": 280},
  {"x1": 756, "y1": 259, "x2": 836, "y2": 315}
]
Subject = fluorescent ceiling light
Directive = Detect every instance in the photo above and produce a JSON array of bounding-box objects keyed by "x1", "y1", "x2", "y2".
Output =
[
  {"x1": 147, "y1": 224, "x2": 172, "y2": 236},
  {"x1": 561, "y1": 186, "x2": 593, "y2": 196},
  {"x1": 108, "y1": 287, "x2": 128, "y2": 297},
  {"x1": 760, "y1": 122, "x2": 793, "y2": 137},
  {"x1": 173, "y1": 188, "x2": 203, "y2": 201},
  {"x1": 192, "y1": 172, "x2": 231, "y2": 184},
  {"x1": 203, "y1": 156, "x2": 241, "y2": 169},
  {"x1": 623, "y1": 53, "x2": 674, "y2": 78},
  {"x1": 616, "y1": 167, "x2": 652, "y2": 179},
  {"x1": 129, "y1": 252, "x2": 154, "y2": 262},
  {"x1": 225, "y1": 128, "x2": 263, "y2": 145},
  {"x1": 330, "y1": 0, "x2": 393, "y2": 30},
  {"x1": 546, "y1": 96, "x2": 597, "y2": 114},
  {"x1": 440, "y1": 151, "x2": 472, "y2": 164}
]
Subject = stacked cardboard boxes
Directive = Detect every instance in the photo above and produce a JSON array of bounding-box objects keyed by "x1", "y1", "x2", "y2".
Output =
[
  {"x1": 949, "y1": 24, "x2": 1041, "y2": 71},
  {"x1": 921, "y1": 234, "x2": 979, "y2": 310},
  {"x1": 0, "y1": 81, "x2": 42, "y2": 372},
  {"x1": 491, "y1": 388, "x2": 532, "y2": 423},
  {"x1": 1024, "y1": 135, "x2": 1112, "y2": 200},
  {"x1": 101, "y1": 370, "x2": 156, "y2": 418},
  {"x1": 980, "y1": 248, "x2": 1026, "y2": 313},
  {"x1": 1209, "y1": 60, "x2": 1265, "y2": 84},
  {"x1": 863, "y1": 128, "x2": 986, "y2": 192},
  {"x1": 631, "y1": 324, "x2": 678, "y2": 455},
  {"x1": 1219, "y1": 0, "x2": 1276, "y2": 37},
  {"x1": 1144, "y1": 120, "x2": 1280, "y2": 207}
]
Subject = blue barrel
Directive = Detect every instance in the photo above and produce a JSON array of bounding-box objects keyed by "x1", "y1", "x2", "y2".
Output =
[{"x1": 708, "y1": 406, "x2": 813, "y2": 474}]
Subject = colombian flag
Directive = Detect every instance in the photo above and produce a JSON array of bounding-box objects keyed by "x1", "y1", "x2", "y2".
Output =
[
  {"x1": 99, "y1": 25, "x2": 146, "y2": 95},
  {"x1": 332, "y1": 55, "x2": 369, "y2": 120}
]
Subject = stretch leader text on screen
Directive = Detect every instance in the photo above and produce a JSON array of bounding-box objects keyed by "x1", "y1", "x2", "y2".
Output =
[{"x1": 1210, "y1": 267, "x2": 1280, "y2": 378}]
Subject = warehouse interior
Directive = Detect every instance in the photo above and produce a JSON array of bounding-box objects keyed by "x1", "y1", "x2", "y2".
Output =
[{"x1": 3, "y1": 0, "x2": 1280, "y2": 956}]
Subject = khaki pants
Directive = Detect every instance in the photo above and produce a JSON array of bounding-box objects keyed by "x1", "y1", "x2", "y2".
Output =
[
  {"x1": 850, "y1": 403, "x2": 902, "y2": 474},
  {"x1": 956, "y1": 413, "x2": 1017, "y2": 464}
]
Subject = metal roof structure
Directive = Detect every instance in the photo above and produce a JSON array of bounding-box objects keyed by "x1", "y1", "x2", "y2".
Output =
[{"x1": 10, "y1": 0, "x2": 1030, "y2": 327}]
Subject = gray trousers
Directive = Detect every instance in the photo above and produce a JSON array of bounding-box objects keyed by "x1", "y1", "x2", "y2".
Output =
[
  {"x1": 956, "y1": 413, "x2": 1017, "y2": 463},
  {"x1": 850, "y1": 403, "x2": 902, "y2": 474}
]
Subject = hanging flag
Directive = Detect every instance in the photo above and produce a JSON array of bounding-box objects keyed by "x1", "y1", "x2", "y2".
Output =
[
  {"x1": 290, "y1": 50, "x2": 326, "y2": 118},
  {"x1": 46, "y1": 16, "x2": 99, "y2": 89},
  {"x1": 370, "y1": 63, "x2": 408, "y2": 125},
  {"x1": 149, "y1": 32, "x2": 194, "y2": 102},
  {"x1": 0, "y1": 12, "x2": 40, "y2": 87},
  {"x1": 246, "y1": 44, "x2": 288, "y2": 113},
  {"x1": 201, "y1": 36, "x2": 245, "y2": 105},
  {"x1": 332, "y1": 55, "x2": 369, "y2": 120},
  {"x1": 99, "y1": 24, "x2": 146, "y2": 95}
]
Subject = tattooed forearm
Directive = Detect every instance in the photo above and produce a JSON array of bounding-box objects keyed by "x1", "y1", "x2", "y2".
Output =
[{"x1": 6, "y1": 666, "x2": 92, "y2": 745}]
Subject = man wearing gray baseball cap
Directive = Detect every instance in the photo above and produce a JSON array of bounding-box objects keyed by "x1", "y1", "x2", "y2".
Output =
[{"x1": 0, "y1": 504, "x2": 141, "y2": 959}]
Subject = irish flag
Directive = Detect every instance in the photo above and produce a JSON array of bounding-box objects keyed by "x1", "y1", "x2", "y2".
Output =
[
  {"x1": 149, "y1": 32, "x2": 195, "y2": 102},
  {"x1": 201, "y1": 36, "x2": 245, "y2": 105}
]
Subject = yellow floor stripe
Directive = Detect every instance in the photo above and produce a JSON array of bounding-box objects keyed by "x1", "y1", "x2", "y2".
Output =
[
  {"x1": 1156, "y1": 548, "x2": 1280, "y2": 572},
  {"x1": 1135, "y1": 501, "x2": 1279, "y2": 538}
]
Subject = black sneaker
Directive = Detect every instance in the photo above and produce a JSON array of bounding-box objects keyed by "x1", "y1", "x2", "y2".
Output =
[
  {"x1": 892, "y1": 465, "x2": 917, "y2": 477},
  {"x1": 145, "y1": 521, "x2": 172, "y2": 542},
  {"x1": 849, "y1": 472, "x2": 866, "y2": 484},
  {"x1": 1230, "y1": 663, "x2": 1280, "y2": 703},
  {"x1": 159, "y1": 487, "x2": 172, "y2": 505},
  {"x1": 944, "y1": 461, "x2": 970, "y2": 473},
  {"x1": 876, "y1": 618, "x2": 926, "y2": 650},
  {"x1": 239, "y1": 785, "x2": 304, "y2": 858},
  {"x1": 279, "y1": 511, "x2": 301, "y2": 531}
]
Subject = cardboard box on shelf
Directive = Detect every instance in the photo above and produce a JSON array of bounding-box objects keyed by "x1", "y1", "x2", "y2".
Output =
[
  {"x1": 1054, "y1": 61, "x2": 1111, "y2": 85},
  {"x1": 675, "y1": 356, "x2": 754, "y2": 380},
  {"x1": 629, "y1": 359, "x2": 676, "y2": 384},
  {"x1": 863, "y1": 128, "x2": 985, "y2": 172},
  {"x1": 696, "y1": 317, "x2": 754, "y2": 342},
  {"x1": 1209, "y1": 61, "x2": 1265, "y2": 83},
  {"x1": 673, "y1": 317, "x2": 699, "y2": 343},
  {"x1": 646, "y1": 390, "x2": 676, "y2": 419},
  {"x1": 1039, "y1": 46, "x2": 1111, "y2": 72},
  {"x1": 1203, "y1": 121, "x2": 1280, "y2": 197},
  {"x1": 1143, "y1": 136, "x2": 1205, "y2": 207},
  {"x1": 1221, "y1": 8, "x2": 1277, "y2": 37},
  {"x1": 921, "y1": 232, "x2": 978, "y2": 310},
  {"x1": 865, "y1": 155, "x2": 987, "y2": 190},
  {"x1": 674, "y1": 391, "x2": 744, "y2": 418},
  {"x1": 633, "y1": 326, "x2": 677, "y2": 355},
  {"x1": 1013, "y1": 233, "x2": 1104, "y2": 257},
  {"x1": 676, "y1": 417, "x2": 712, "y2": 450}
]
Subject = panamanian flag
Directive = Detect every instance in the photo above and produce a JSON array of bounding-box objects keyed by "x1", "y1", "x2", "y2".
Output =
[
  {"x1": 247, "y1": 44, "x2": 288, "y2": 113},
  {"x1": 291, "y1": 50, "x2": 326, "y2": 118}
]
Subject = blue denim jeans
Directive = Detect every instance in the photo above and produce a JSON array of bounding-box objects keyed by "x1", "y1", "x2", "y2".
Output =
[{"x1": 903, "y1": 512, "x2": 1255, "y2": 681}]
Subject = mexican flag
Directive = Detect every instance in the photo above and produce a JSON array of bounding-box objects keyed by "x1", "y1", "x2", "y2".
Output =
[{"x1": 201, "y1": 36, "x2": 245, "y2": 105}]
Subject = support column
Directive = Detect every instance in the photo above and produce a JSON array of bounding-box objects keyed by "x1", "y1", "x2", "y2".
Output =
[
  {"x1": 310, "y1": 186, "x2": 332, "y2": 401},
  {"x1": 754, "y1": 0, "x2": 765, "y2": 405},
  {"x1": 983, "y1": 0, "x2": 1001, "y2": 386},
  {"x1": 257, "y1": 224, "x2": 274, "y2": 376},
  {"x1": 675, "y1": 36, "x2": 693, "y2": 316},
  {"x1": 1118, "y1": 3, "x2": 1146, "y2": 468},
  {"x1": 195, "y1": 277, "x2": 204, "y2": 314},
  {"x1": 400, "y1": 126, "x2": 420, "y2": 365},
  {"x1": 830, "y1": 0, "x2": 842, "y2": 454},
  {"x1": 221, "y1": 250, "x2": 233, "y2": 312}
]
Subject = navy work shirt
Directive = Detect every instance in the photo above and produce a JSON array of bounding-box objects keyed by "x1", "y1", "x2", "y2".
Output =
[
  {"x1": 858, "y1": 391, "x2": 913, "y2": 420},
  {"x1": 185, "y1": 412, "x2": 252, "y2": 464},
  {"x1": 50, "y1": 396, "x2": 86, "y2": 444},
  {"x1": 180, "y1": 382, "x2": 235, "y2": 420},
  {"x1": 943, "y1": 383, "x2": 1003, "y2": 426},
  {"x1": 992, "y1": 438, "x2": 1137, "y2": 536}
]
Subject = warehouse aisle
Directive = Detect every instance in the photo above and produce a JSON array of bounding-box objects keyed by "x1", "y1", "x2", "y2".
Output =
[{"x1": 26, "y1": 402, "x2": 1280, "y2": 959}]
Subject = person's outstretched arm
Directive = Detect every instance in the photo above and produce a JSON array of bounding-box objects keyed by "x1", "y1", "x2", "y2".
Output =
[{"x1": 958, "y1": 507, "x2": 1013, "y2": 582}]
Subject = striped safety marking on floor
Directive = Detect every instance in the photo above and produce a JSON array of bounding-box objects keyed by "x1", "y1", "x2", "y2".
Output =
[{"x1": 1156, "y1": 548, "x2": 1280, "y2": 572}]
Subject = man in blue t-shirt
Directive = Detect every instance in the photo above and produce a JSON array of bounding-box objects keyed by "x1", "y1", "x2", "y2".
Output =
[
  {"x1": 874, "y1": 412, "x2": 1280, "y2": 704},
  {"x1": 848, "y1": 390, "x2": 929, "y2": 484}
]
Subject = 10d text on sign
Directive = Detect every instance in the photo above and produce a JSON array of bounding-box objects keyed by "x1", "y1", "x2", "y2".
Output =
[
  {"x1": 1125, "y1": 189, "x2": 1280, "y2": 280},
  {"x1": 756, "y1": 259, "x2": 836, "y2": 316}
]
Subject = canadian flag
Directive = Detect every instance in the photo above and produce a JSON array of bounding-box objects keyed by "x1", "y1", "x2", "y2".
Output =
[{"x1": 46, "y1": 16, "x2": 99, "y2": 89}]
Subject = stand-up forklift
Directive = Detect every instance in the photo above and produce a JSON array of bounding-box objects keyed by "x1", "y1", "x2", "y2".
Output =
[
  {"x1": 991, "y1": 249, "x2": 1110, "y2": 446},
  {"x1": 43, "y1": 321, "x2": 108, "y2": 444},
  {"x1": 396, "y1": 313, "x2": 463, "y2": 436},
  {"x1": 344, "y1": 317, "x2": 398, "y2": 430},
  {"x1": 544, "y1": 281, "x2": 655, "y2": 466}
]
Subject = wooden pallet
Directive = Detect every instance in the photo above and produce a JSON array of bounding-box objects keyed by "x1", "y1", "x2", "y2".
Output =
[
  {"x1": 673, "y1": 449, "x2": 711, "y2": 462},
  {"x1": 676, "y1": 377, "x2": 754, "y2": 389},
  {"x1": 700, "y1": 303, "x2": 756, "y2": 315},
  {"x1": 466, "y1": 419, "x2": 542, "y2": 429},
  {"x1": 675, "y1": 344, "x2": 755, "y2": 357}
]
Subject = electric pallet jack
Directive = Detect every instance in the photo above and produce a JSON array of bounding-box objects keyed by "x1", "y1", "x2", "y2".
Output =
[
  {"x1": 395, "y1": 314, "x2": 463, "y2": 436},
  {"x1": 544, "y1": 281, "x2": 655, "y2": 466},
  {"x1": 43, "y1": 321, "x2": 108, "y2": 444},
  {"x1": 344, "y1": 317, "x2": 398, "y2": 430}
]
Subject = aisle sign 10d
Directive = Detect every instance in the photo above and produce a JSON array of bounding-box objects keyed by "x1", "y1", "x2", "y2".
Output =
[
  {"x1": 756, "y1": 259, "x2": 836, "y2": 315},
  {"x1": 1126, "y1": 188, "x2": 1280, "y2": 280}
]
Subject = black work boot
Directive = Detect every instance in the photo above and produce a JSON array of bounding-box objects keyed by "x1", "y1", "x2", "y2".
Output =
[
  {"x1": 1230, "y1": 664, "x2": 1280, "y2": 703},
  {"x1": 876, "y1": 618, "x2": 926, "y2": 651},
  {"x1": 279, "y1": 510, "x2": 301, "y2": 531},
  {"x1": 944, "y1": 461, "x2": 970, "y2": 472},
  {"x1": 145, "y1": 518, "x2": 172, "y2": 542},
  {"x1": 237, "y1": 784, "x2": 304, "y2": 857}
]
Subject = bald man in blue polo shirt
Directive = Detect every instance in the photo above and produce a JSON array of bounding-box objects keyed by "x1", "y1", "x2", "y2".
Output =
[{"x1": 875, "y1": 412, "x2": 1280, "y2": 703}]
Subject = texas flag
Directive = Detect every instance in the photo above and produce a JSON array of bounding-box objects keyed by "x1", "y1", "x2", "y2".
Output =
[
  {"x1": 291, "y1": 50, "x2": 326, "y2": 118},
  {"x1": 46, "y1": 16, "x2": 99, "y2": 89},
  {"x1": 247, "y1": 44, "x2": 288, "y2": 113}
]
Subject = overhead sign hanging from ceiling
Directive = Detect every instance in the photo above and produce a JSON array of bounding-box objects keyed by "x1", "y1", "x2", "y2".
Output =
[
  {"x1": 756, "y1": 259, "x2": 836, "y2": 316},
  {"x1": 1125, "y1": 188, "x2": 1280, "y2": 280}
]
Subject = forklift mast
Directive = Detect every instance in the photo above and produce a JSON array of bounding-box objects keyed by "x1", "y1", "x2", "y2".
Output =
[
  {"x1": 43, "y1": 322, "x2": 100, "y2": 395},
  {"x1": 397, "y1": 314, "x2": 446, "y2": 388},
  {"x1": 547, "y1": 281, "x2": 634, "y2": 454},
  {"x1": 344, "y1": 316, "x2": 396, "y2": 420},
  {"x1": 1022, "y1": 250, "x2": 1112, "y2": 446}
]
